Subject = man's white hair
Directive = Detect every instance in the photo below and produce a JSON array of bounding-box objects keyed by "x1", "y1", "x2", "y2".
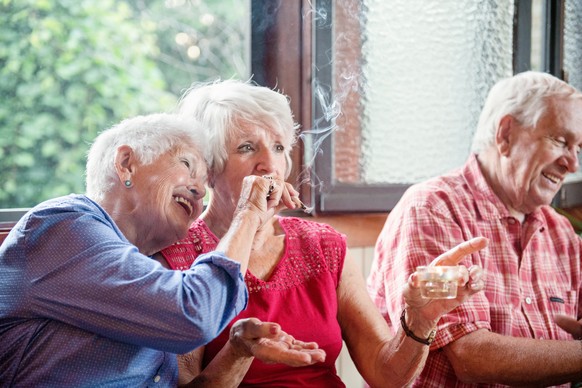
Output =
[{"x1": 471, "y1": 71, "x2": 582, "y2": 154}]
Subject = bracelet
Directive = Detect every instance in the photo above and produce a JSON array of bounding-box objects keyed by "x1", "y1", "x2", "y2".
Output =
[{"x1": 400, "y1": 308, "x2": 437, "y2": 346}]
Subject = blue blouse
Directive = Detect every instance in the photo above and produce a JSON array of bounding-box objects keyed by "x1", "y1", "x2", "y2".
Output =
[{"x1": 0, "y1": 194, "x2": 248, "y2": 387}]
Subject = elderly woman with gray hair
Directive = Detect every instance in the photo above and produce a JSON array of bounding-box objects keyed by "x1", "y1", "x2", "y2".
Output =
[
  {"x1": 160, "y1": 80, "x2": 488, "y2": 387},
  {"x1": 0, "y1": 113, "x2": 322, "y2": 387}
]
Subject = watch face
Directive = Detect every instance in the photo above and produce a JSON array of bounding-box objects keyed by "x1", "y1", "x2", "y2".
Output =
[{"x1": 427, "y1": 329, "x2": 437, "y2": 344}]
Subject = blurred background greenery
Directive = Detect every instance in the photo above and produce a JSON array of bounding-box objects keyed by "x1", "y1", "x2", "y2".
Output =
[{"x1": 0, "y1": 0, "x2": 249, "y2": 208}]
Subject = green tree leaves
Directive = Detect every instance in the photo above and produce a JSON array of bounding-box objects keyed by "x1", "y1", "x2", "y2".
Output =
[
  {"x1": 0, "y1": 1, "x2": 163, "y2": 207},
  {"x1": 0, "y1": 0, "x2": 247, "y2": 208}
]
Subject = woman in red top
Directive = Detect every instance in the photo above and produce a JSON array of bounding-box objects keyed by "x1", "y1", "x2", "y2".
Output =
[{"x1": 160, "y1": 79, "x2": 487, "y2": 387}]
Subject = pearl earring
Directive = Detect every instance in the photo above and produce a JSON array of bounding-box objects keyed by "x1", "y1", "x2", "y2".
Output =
[{"x1": 124, "y1": 180, "x2": 132, "y2": 188}]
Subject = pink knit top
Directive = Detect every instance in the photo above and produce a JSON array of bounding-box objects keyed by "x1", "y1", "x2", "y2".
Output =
[{"x1": 161, "y1": 216, "x2": 347, "y2": 387}]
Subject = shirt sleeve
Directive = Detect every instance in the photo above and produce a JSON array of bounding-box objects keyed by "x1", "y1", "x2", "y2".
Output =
[
  {"x1": 371, "y1": 200, "x2": 491, "y2": 350},
  {"x1": 20, "y1": 203, "x2": 248, "y2": 354}
]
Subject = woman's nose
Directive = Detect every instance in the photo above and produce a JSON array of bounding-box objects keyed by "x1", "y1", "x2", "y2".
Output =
[
  {"x1": 256, "y1": 149, "x2": 277, "y2": 174},
  {"x1": 187, "y1": 182, "x2": 206, "y2": 200}
]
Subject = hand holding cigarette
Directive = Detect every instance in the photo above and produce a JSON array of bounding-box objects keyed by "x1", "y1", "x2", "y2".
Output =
[{"x1": 262, "y1": 175, "x2": 310, "y2": 213}]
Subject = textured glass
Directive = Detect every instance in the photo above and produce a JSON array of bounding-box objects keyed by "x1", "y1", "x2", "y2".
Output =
[
  {"x1": 530, "y1": 0, "x2": 544, "y2": 71},
  {"x1": 565, "y1": 0, "x2": 582, "y2": 90},
  {"x1": 564, "y1": 0, "x2": 582, "y2": 182},
  {"x1": 359, "y1": 0, "x2": 514, "y2": 184}
]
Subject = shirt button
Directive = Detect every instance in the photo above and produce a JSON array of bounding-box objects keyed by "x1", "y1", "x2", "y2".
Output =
[
  {"x1": 525, "y1": 297, "x2": 532, "y2": 304},
  {"x1": 153, "y1": 375, "x2": 161, "y2": 383}
]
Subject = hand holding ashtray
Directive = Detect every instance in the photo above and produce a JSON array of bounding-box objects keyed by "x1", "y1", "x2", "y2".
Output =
[{"x1": 416, "y1": 265, "x2": 460, "y2": 299}]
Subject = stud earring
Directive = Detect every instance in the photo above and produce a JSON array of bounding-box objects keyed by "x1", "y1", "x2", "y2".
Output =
[{"x1": 124, "y1": 180, "x2": 132, "y2": 188}]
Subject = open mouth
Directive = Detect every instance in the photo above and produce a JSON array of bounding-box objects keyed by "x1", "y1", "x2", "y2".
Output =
[
  {"x1": 173, "y1": 196, "x2": 193, "y2": 216},
  {"x1": 542, "y1": 172, "x2": 561, "y2": 184}
]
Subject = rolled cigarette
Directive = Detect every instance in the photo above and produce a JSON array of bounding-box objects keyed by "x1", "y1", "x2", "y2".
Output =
[{"x1": 292, "y1": 196, "x2": 308, "y2": 212}]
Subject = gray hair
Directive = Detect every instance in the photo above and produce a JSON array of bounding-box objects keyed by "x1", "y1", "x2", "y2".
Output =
[
  {"x1": 85, "y1": 113, "x2": 208, "y2": 202},
  {"x1": 176, "y1": 79, "x2": 299, "y2": 178},
  {"x1": 471, "y1": 71, "x2": 582, "y2": 154}
]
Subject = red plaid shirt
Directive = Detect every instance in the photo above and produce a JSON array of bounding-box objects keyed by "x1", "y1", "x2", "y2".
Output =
[{"x1": 367, "y1": 154, "x2": 582, "y2": 388}]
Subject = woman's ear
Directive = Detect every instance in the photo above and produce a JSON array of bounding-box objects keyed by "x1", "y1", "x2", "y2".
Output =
[
  {"x1": 114, "y1": 145, "x2": 136, "y2": 184},
  {"x1": 496, "y1": 115, "x2": 515, "y2": 156},
  {"x1": 207, "y1": 169, "x2": 216, "y2": 188}
]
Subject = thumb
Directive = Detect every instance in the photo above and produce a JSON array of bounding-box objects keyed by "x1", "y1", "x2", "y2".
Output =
[{"x1": 231, "y1": 318, "x2": 281, "y2": 340}]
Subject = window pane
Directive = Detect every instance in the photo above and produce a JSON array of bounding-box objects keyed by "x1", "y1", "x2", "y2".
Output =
[
  {"x1": 564, "y1": 0, "x2": 582, "y2": 182},
  {"x1": 357, "y1": 0, "x2": 514, "y2": 184},
  {"x1": 565, "y1": 0, "x2": 582, "y2": 93},
  {"x1": 530, "y1": 0, "x2": 545, "y2": 71},
  {"x1": 0, "y1": 0, "x2": 249, "y2": 209}
]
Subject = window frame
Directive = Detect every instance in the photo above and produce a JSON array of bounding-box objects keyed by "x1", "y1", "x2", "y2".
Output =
[
  {"x1": 252, "y1": 0, "x2": 581, "y2": 214},
  {"x1": 309, "y1": 0, "x2": 409, "y2": 213},
  {"x1": 0, "y1": 209, "x2": 28, "y2": 223},
  {"x1": 2, "y1": 0, "x2": 580, "y2": 223}
]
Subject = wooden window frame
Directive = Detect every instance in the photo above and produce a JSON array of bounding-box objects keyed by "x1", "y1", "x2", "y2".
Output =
[
  {"x1": 2, "y1": 0, "x2": 579, "y2": 225},
  {"x1": 251, "y1": 0, "x2": 582, "y2": 214}
]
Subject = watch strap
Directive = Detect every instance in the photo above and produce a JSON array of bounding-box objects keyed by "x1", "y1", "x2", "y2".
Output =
[{"x1": 400, "y1": 308, "x2": 437, "y2": 346}]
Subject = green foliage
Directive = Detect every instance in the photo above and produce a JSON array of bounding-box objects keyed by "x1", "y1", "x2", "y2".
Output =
[
  {"x1": 0, "y1": 0, "x2": 176, "y2": 207},
  {"x1": 128, "y1": 0, "x2": 248, "y2": 95},
  {"x1": 0, "y1": 0, "x2": 248, "y2": 208}
]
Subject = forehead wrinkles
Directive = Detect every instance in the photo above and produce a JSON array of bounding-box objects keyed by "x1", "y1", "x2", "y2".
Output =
[
  {"x1": 177, "y1": 140, "x2": 204, "y2": 157},
  {"x1": 233, "y1": 119, "x2": 291, "y2": 145},
  {"x1": 542, "y1": 98, "x2": 582, "y2": 138}
]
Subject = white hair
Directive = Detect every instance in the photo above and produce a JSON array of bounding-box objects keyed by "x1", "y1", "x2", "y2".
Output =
[
  {"x1": 471, "y1": 71, "x2": 582, "y2": 154},
  {"x1": 176, "y1": 79, "x2": 299, "y2": 178},
  {"x1": 85, "y1": 113, "x2": 208, "y2": 202}
]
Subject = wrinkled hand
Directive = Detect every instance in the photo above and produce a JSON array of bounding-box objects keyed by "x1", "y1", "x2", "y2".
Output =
[
  {"x1": 229, "y1": 318, "x2": 326, "y2": 367},
  {"x1": 235, "y1": 176, "x2": 302, "y2": 226},
  {"x1": 554, "y1": 314, "x2": 582, "y2": 340},
  {"x1": 403, "y1": 237, "x2": 488, "y2": 322}
]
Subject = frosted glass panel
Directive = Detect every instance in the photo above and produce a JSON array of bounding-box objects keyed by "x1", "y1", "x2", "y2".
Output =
[
  {"x1": 564, "y1": 0, "x2": 582, "y2": 182},
  {"x1": 565, "y1": 0, "x2": 582, "y2": 90},
  {"x1": 360, "y1": 0, "x2": 514, "y2": 184}
]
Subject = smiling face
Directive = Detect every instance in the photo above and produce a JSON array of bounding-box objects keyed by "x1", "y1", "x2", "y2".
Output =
[
  {"x1": 497, "y1": 96, "x2": 582, "y2": 214},
  {"x1": 211, "y1": 122, "x2": 290, "y2": 208},
  {"x1": 132, "y1": 142, "x2": 207, "y2": 245}
]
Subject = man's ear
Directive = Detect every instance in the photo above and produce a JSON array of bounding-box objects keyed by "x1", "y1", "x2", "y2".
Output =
[
  {"x1": 114, "y1": 145, "x2": 136, "y2": 183},
  {"x1": 496, "y1": 115, "x2": 515, "y2": 156}
]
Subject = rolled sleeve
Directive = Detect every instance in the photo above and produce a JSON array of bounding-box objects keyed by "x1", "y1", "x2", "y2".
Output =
[{"x1": 428, "y1": 290, "x2": 491, "y2": 349}]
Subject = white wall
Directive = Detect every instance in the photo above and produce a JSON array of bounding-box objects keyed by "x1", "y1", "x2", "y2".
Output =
[{"x1": 335, "y1": 246, "x2": 376, "y2": 387}]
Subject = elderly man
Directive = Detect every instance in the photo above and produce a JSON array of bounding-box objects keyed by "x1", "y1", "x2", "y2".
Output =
[{"x1": 367, "y1": 71, "x2": 582, "y2": 387}]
